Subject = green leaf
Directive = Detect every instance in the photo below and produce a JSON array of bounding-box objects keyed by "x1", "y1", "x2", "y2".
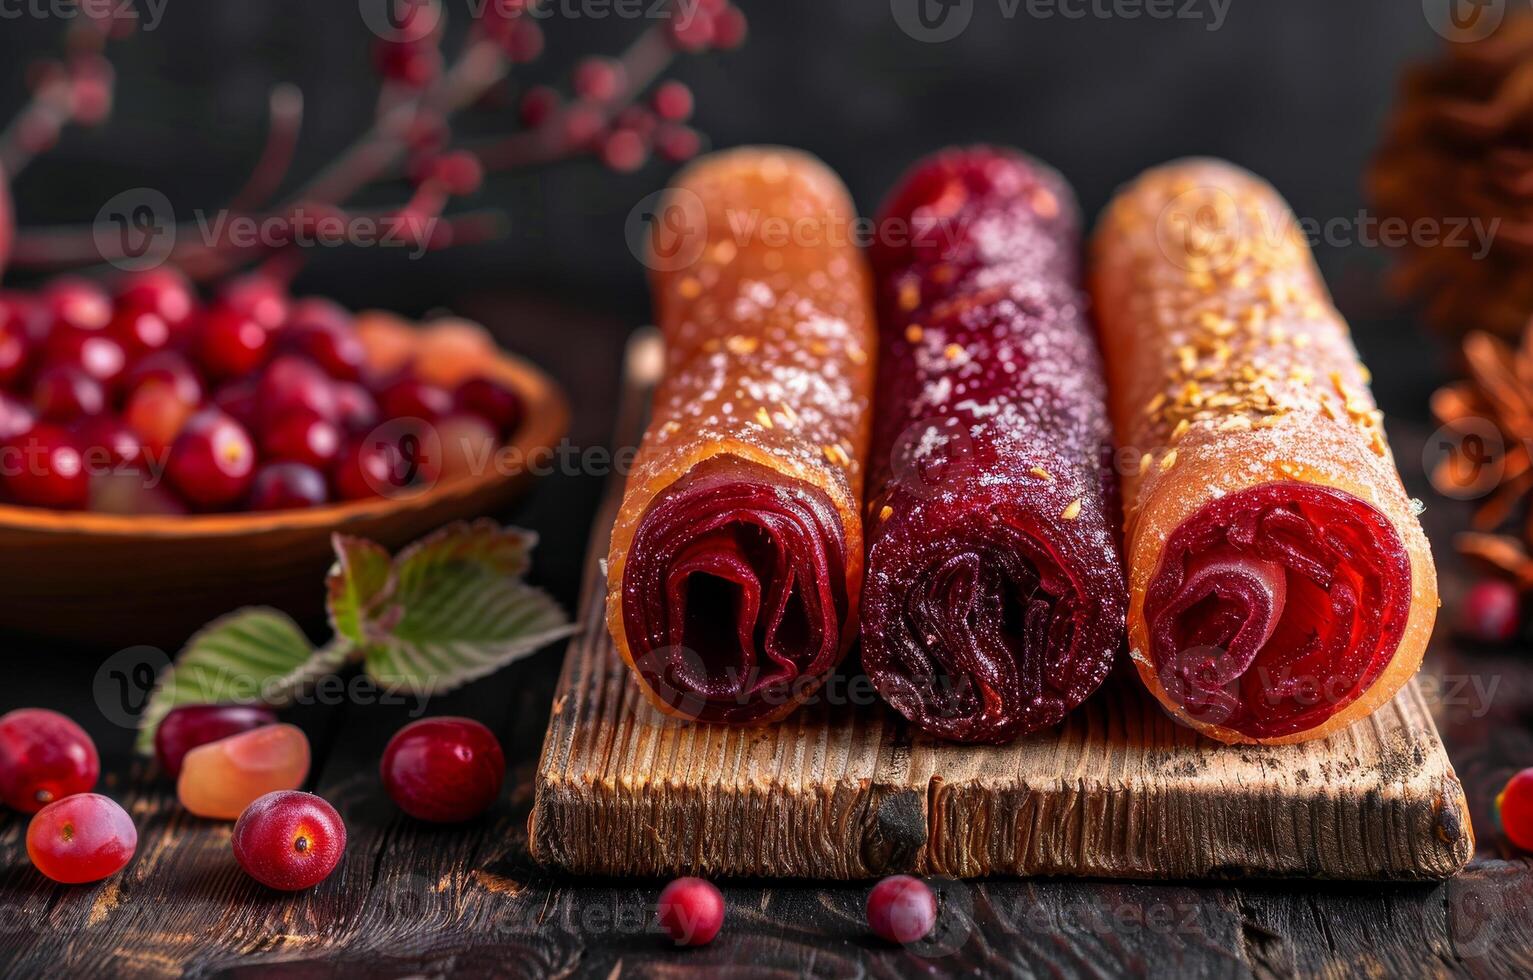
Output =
[
  {"x1": 357, "y1": 521, "x2": 576, "y2": 695},
  {"x1": 134, "y1": 608, "x2": 351, "y2": 755},
  {"x1": 326, "y1": 534, "x2": 395, "y2": 646}
]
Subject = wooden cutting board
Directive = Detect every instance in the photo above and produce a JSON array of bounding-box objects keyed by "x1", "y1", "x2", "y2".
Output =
[{"x1": 528, "y1": 330, "x2": 1474, "y2": 880}]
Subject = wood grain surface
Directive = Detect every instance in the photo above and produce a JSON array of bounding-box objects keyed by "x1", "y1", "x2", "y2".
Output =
[{"x1": 530, "y1": 331, "x2": 1474, "y2": 881}]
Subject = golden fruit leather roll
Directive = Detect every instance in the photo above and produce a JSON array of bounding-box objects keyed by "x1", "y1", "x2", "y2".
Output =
[
  {"x1": 606, "y1": 148, "x2": 877, "y2": 724},
  {"x1": 1090, "y1": 159, "x2": 1437, "y2": 745}
]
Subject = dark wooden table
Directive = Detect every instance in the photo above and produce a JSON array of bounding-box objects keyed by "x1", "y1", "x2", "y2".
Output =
[{"x1": 2, "y1": 297, "x2": 1531, "y2": 979}]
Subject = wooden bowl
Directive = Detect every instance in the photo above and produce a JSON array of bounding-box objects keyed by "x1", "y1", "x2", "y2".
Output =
[{"x1": 0, "y1": 339, "x2": 570, "y2": 648}]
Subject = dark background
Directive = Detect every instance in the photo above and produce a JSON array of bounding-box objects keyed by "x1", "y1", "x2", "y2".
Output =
[{"x1": 0, "y1": 0, "x2": 1463, "y2": 412}]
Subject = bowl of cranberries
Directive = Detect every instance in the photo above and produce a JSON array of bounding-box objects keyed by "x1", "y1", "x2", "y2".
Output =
[{"x1": 0, "y1": 269, "x2": 568, "y2": 644}]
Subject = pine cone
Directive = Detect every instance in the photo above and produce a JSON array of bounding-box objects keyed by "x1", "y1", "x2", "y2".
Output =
[{"x1": 1370, "y1": 11, "x2": 1533, "y2": 340}]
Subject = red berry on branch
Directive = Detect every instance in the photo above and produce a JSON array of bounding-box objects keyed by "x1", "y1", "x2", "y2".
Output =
[
  {"x1": 656, "y1": 125, "x2": 702, "y2": 163},
  {"x1": 68, "y1": 55, "x2": 114, "y2": 126},
  {"x1": 573, "y1": 58, "x2": 625, "y2": 103},
  {"x1": 601, "y1": 129, "x2": 648, "y2": 173},
  {"x1": 503, "y1": 19, "x2": 544, "y2": 63},
  {"x1": 667, "y1": 9, "x2": 715, "y2": 52},
  {"x1": 1459, "y1": 579, "x2": 1521, "y2": 644},
  {"x1": 561, "y1": 105, "x2": 604, "y2": 150},
  {"x1": 656, "y1": 877, "x2": 724, "y2": 946},
  {"x1": 1499, "y1": 768, "x2": 1533, "y2": 852},
  {"x1": 519, "y1": 85, "x2": 560, "y2": 128},
  {"x1": 375, "y1": 42, "x2": 442, "y2": 89},
  {"x1": 866, "y1": 875, "x2": 937, "y2": 945},
  {"x1": 431, "y1": 151, "x2": 483, "y2": 196},
  {"x1": 615, "y1": 106, "x2": 658, "y2": 138},
  {"x1": 652, "y1": 81, "x2": 693, "y2": 122},
  {"x1": 713, "y1": 6, "x2": 747, "y2": 49}
]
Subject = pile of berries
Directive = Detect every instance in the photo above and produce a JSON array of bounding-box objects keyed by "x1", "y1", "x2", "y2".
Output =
[{"x1": 0, "y1": 269, "x2": 525, "y2": 514}]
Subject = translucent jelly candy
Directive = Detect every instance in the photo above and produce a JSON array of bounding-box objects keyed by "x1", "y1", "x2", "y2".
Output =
[{"x1": 177, "y1": 724, "x2": 310, "y2": 820}]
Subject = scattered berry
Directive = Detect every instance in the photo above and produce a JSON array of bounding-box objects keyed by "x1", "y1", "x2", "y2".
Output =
[
  {"x1": 154, "y1": 704, "x2": 279, "y2": 779},
  {"x1": 866, "y1": 875, "x2": 937, "y2": 944},
  {"x1": 656, "y1": 877, "x2": 725, "y2": 946},
  {"x1": 1499, "y1": 768, "x2": 1533, "y2": 852},
  {"x1": 380, "y1": 717, "x2": 505, "y2": 822},
  {"x1": 177, "y1": 723, "x2": 311, "y2": 820},
  {"x1": 26, "y1": 793, "x2": 136, "y2": 884},
  {"x1": 232, "y1": 790, "x2": 346, "y2": 890},
  {"x1": 0, "y1": 708, "x2": 100, "y2": 812}
]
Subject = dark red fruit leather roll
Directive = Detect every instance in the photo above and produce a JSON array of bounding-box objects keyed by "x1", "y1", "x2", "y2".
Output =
[{"x1": 861, "y1": 147, "x2": 1126, "y2": 744}]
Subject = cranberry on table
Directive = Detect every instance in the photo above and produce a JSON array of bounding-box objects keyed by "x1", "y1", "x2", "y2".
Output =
[
  {"x1": 3, "y1": 424, "x2": 89, "y2": 509},
  {"x1": 197, "y1": 306, "x2": 272, "y2": 380},
  {"x1": 380, "y1": 717, "x2": 505, "y2": 823},
  {"x1": 453, "y1": 377, "x2": 523, "y2": 435},
  {"x1": 249, "y1": 461, "x2": 329, "y2": 510},
  {"x1": 1459, "y1": 579, "x2": 1521, "y2": 644},
  {"x1": 154, "y1": 704, "x2": 280, "y2": 779},
  {"x1": 378, "y1": 377, "x2": 453, "y2": 422},
  {"x1": 27, "y1": 793, "x2": 137, "y2": 884},
  {"x1": 656, "y1": 877, "x2": 725, "y2": 946},
  {"x1": 233, "y1": 790, "x2": 346, "y2": 891},
  {"x1": 1499, "y1": 768, "x2": 1533, "y2": 851},
  {"x1": 262, "y1": 412, "x2": 342, "y2": 469},
  {"x1": 33, "y1": 364, "x2": 106, "y2": 421},
  {"x1": 166, "y1": 408, "x2": 256, "y2": 509},
  {"x1": 866, "y1": 875, "x2": 938, "y2": 944},
  {"x1": 178, "y1": 723, "x2": 311, "y2": 820},
  {"x1": 0, "y1": 708, "x2": 100, "y2": 812}
]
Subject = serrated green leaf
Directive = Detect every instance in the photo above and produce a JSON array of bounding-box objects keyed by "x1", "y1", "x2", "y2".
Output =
[
  {"x1": 327, "y1": 534, "x2": 395, "y2": 646},
  {"x1": 134, "y1": 608, "x2": 352, "y2": 755},
  {"x1": 360, "y1": 521, "x2": 575, "y2": 694}
]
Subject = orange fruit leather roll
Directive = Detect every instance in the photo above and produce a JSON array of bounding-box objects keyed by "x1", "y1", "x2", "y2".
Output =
[
  {"x1": 605, "y1": 147, "x2": 877, "y2": 724},
  {"x1": 1090, "y1": 159, "x2": 1437, "y2": 745}
]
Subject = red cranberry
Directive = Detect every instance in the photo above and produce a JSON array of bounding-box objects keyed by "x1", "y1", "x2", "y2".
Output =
[
  {"x1": 262, "y1": 412, "x2": 342, "y2": 469},
  {"x1": 0, "y1": 307, "x2": 32, "y2": 389},
  {"x1": 381, "y1": 718, "x2": 505, "y2": 823},
  {"x1": 74, "y1": 415, "x2": 142, "y2": 469},
  {"x1": 453, "y1": 377, "x2": 523, "y2": 435},
  {"x1": 232, "y1": 790, "x2": 346, "y2": 891},
  {"x1": 124, "y1": 383, "x2": 196, "y2": 458},
  {"x1": 249, "y1": 461, "x2": 329, "y2": 510},
  {"x1": 282, "y1": 299, "x2": 365, "y2": 381},
  {"x1": 27, "y1": 794, "x2": 137, "y2": 884},
  {"x1": 258, "y1": 355, "x2": 338, "y2": 426},
  {"x1": 573, "y1": 57, "x2": 624, "y2": 102},
  {"x1": 332, "y1": 437, "x2": 403, "y2": 501},
  {"x1": 154, "y1": 704, "x2": 279, "y2": 778},
  {"x1": 43, "y1": 277, "x2": 112, "y2": 332},
  {"x1": 213, "y1": 379, "x2": 259, "y2": 429},
  {"x1": 519, "y1": 85, "x2": 560, "y2": 128},
  {"x1": 107, "y1": 306, "x2": 172, "y2": 356},
  {"x1": 0, "y1": 392, "x2": 34, "y2": 440},
  {"x1": 656, "y1": 877, "x2": 725, "y2": 946},
  {"x1": 197, "y1": 306, "x2": 272, "y2": 380},
  {"x1": 378, "y1": 377, "x2": 452, "y2": 421},
  {"x1": 124, "y1": 350, "x2": 204, "y2": 406},
  {"x1": 114, "y1": 267, "x2": 198, "y2": 333},
  {"x1": 866, "y1": 875, "x2": 937, "y2": 944},
  {"x1": 667, "y1": 8, "x2": 715, "y2": 51},
  {"x1": 652, "y1": 80, "x2": 693, "y2": 121},
  {"x1": 4, "y1": 424, "x2": 87, "y2": 508},
  {"x1": 712, "y1": 5, "x2": 747, "y2": 47},
  {"x1": 43, "y1": 327, "x2": 126, "y2": 387},
  {"x1": 33, "y1": 365, "x2": 105, "y2": 421},
  {"x1": 656, "y1": 125, "x2": 702, "y2": 165},
  {"x1": 0, "y1": 708, "x2": 100, "y2": 813},
  {"x1": 333, "y1": 382, "x2": 380, "y2": 434},
  {"x1": 218, "y1": 274, "x2": 289, "y2": 331},
  {"x1": 0, "y1": 291, "x2": 50, "y2": 347},
  {"x1": 166, "y1": 409, "x2": 256, "y2": 509},
  {"x1": 601, "y1": 130, "x2": 647, "y2": 173},
  {"x1": 1459, "y1": 579, "x2": 1521, "y2": 644}
]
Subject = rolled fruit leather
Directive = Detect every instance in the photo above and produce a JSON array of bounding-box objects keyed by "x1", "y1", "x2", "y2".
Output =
[
  {"x1": 606, "y1": 147, "x2": 877, "y2": 725},
  {"x1": 861, "y1": 146, "x2": 1126, "y2": 744},
  {"x1": 1090, "y1": 158, "x2": 1437, "y2": 745}
]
